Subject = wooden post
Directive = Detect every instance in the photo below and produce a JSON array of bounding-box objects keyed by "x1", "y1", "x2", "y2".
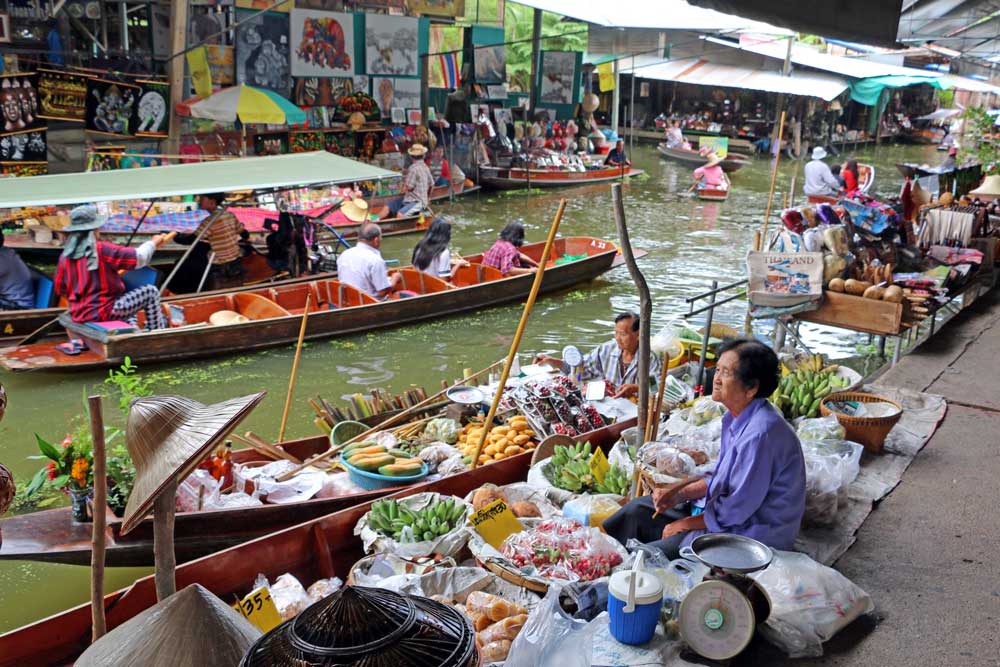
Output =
[
  {"x1": 528, "y1": 8, "x2": 542, "y2": 113},
  {"x1": 420, "y1": 53, "x2": 430, "y2": 125},
  {"x1": 278, "y1": 294, "x2": 312, "y2": 442},
  {"x1": 153, "y1": 481, "x2": 177, "y2": 601},
  {"x1": 472, "y1": 200, "x2": 567, "y2": 468},
  {"x1": 611, "y1": 183, "x2": 651, "y2": 438},
  {"x1": 87, "y1": 395, "x2": 107, "y2": 641},
  {"x1": 166, "y1": 0, "x2": 188, "y2": 156}
]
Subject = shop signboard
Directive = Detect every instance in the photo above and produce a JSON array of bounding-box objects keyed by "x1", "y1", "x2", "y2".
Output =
[{"x1": 699, "y1": 136, "x2": 729, "y2": 158}]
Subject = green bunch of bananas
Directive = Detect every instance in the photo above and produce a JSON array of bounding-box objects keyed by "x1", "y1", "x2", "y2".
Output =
[
  {"x1": 367, "y1": 497, "x2": 467, "y2": 543},
  {"x1": 770, "y1": 363, "x2": 850, "y2": 420},
  {"x1": 593, "y1": 464, "x2": 631, "y2": 496},
  {"x1": 545, "y1": 442, "x2": 597, "y2": 493},
  {"x1": 550, "y1": 441, "x2": 593, "y2": 468}
]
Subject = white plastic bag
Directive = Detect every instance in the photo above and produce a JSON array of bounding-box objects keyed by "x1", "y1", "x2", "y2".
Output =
[
  {"x1": 503, "y1": 585, "x2": 602, "y2": 667},
  {"x1": 797, "y1": 415, "x2": 847, "y2": 441},
  {"x1": 254, "y1": 573, "x2": 310, "y2": 621},
  {"x1": 751, "y1": 550, "x2": 874, "y2": 658}
]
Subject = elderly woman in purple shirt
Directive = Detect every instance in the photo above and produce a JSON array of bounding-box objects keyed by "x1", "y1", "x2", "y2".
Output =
[{"x1": 605, "y1": 338, "x2": 806, "y2": 558}]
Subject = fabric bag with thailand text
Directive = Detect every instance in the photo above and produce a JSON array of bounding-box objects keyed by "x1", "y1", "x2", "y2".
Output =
[{"x1": 747, "y1": 251, "x2": 824, "y2": 318}]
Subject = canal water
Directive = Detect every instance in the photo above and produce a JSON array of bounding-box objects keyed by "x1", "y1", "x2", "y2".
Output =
[{"x1": 0, "y1": 140, "x2": 940, "y2": 631}]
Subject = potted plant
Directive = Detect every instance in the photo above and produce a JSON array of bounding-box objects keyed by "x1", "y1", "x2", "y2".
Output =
[{"x1": 26, "y1": 424, "x2": 95, "y2": 522}]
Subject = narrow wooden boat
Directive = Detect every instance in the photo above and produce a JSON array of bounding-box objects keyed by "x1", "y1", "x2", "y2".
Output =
[
  {"x1": 900, "y1": 127, "x2": 945, "y2": 145},
  {"x1": 806, "y1": 163, "x2": 875, "y2": 205},
  {"x1": 0, "y1": 237, "x2": 621, "y2": 372},
  {"x1": 0, "y1": 422, "x2": 630, "y2": 667},
  {"x1": 478, "y1": 164, "x2": 645, "y2": 190},
  {"x1": 656, "y1": 143, "x2": 752, "y2": 173},
  {"x1": 695, "y1": 172, "x2": 731, "y2": 201}
]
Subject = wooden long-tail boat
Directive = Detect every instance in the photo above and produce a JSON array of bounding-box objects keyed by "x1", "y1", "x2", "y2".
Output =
[
  {"x1": 656, "y1": 143, "x2": 751, "y2": 173},
  {"x1": 478, "y1": 164, "x2": 645, "y2": 190},
  {"x1": 0, "y1": 423, "x2": 630, "y2": 666},
  {"x1": 0, "y1": 237, "x2": 622, "y2": 372},
  {"x1": 805, "y1": 163, "x2": 876, "y2": 205},
  {"x1": 900, "y1": 126, "x2": 945, "y2": 145},
  {"x1": 695, "y1": 172, "x2": 732, "y2": 201}
]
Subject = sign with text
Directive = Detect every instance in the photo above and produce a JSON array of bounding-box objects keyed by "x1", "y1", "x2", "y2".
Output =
[
  {"x1": 468, "y1": 499, "x2": 523, "y2": 549},
  {"x1": 233, "y1": 586, "x2": 282, "y2": 633},
  {"x1": 698, "y1": 136, "x2": 729, "y2": 158}
]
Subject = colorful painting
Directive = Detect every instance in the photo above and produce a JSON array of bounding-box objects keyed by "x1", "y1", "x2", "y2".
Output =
[
  {"x1": 294, "y1": 76, "x2": 353, "y2": 107},
  {"x1": 235, "y1": 10, "x2": 291, "y2": 97},
  {"x1": 254, "y1": 132, "x2": 288, "y2": 156},
  {"x1": 290, "y1": 9, "x2": 354, "y2": 77},
  {"x1": 405, "y1": 0, "x2": 465, "y2": 17},
  {"x1": 406, "y1": 108, "x2": 422, "y2": 125},
  {"x1": 1, "y1": 162, "x2": 47, "y2": 177},
  {"x1": 474, "y1": 44, "x2": 505, "y2": 84},
  {"x1": 206, "y1": 45, "x2": 236, "y2": 86},
  {"x1": 539, "y1": 51, "x2": 576, "y2": 105},
  {"x1": 289, "y1": 130, "x2": 326, "y2": 153},
  {"x1": 134, "y1": 81, "x2": 169, "y2": 137},
  {"x1": 236, "y1": 0, "x2": 292, "y2": 11},
  {"x1": 37, "y1": 69, "x2": 87, "y2": 122},
  {"x1": 371, "y1": 77, "x2": 420, "y2": 118},
  {"x1": 85, "y1": 77, "x2": 139, "y2": 137},
  {"x1": 365, "y1": 14, "x2": 419, "y2": 77}
]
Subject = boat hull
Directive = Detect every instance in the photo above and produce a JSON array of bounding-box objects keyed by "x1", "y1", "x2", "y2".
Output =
[
  {"x1": 479, "y1": 166, "x2": 644, "y2": 190},
  {"x1": 656, "y1": 143, "x2": 751, "y2": 173},
  {"x1": 696, "y1": 173, "x2": 731, "y2": 201}
]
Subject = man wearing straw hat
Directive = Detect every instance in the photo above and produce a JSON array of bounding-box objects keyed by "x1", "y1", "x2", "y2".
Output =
[
  {"x1": 389, "y1": 144, "x2": 433, "y2": 217},
  {"x1": 336, "y1": 222, "x2": 403, "y2": 300},
  {"x1": 54, "y1": 204, "x2": 169, "y2": 330}
]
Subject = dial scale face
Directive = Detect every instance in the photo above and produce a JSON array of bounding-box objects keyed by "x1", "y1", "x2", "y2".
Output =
[{"x1": 677, "y1": 579, "x2": 757, "y2": 661}]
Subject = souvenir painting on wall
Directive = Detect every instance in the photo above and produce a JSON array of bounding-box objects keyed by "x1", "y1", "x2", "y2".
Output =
[
  {"x1": 365, "y1": 14, "x2": 418, "y2": 77},
  {"x1": 289, "y1": 130, "x2": 326, "y2": 153},
  {"x1": 332, "y1": 90, "x2": 379, "y2": 123},
  {"x1": 236, "y1": 0, "x2": 291, "y2": 11},
  {"x1": 539, "y1": 51, "x2": 576, "y2": 105},
  {"x1": 1, "y1": 162, "x2": 46, "y2": 177},
  {"x1": 295, "y1": 77, "x2": 353, "y2": 107},
  {"x1": 0, "y1": 72, "x2": 47, "y2": 170},
  {"x1": 254, "y1": 132, "x2": 288, "y2": 156},
  {"x1": 134, "y1": 80, "x2": 169, "y2": 137},
  {"x1": 290, "y1": 9, "x2": 355, "y2": 77},
  {"x1": 38, "y1": 69, "x2": 87, "y2": 122},
  {"x1": 405, "y1": 0, "x2": 464, "y2": 17},
  {"x1": 206, "y1": 45, "x2": 236, "y2": 86},
  {"x1": 371, "y1": 77, "x2": 420, "y2": 119},
  {"x1": 235, "y1": 10, "x2": 291, "y2": 97},
  {"x1": 473, "y1": 25, "x2": 505, "y2": 84},
  {"x1": 85, "y1": 78, "x2": 138, "y2": 137}
]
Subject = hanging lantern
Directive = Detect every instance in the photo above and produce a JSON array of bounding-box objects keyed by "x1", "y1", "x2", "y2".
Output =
[{"x1": 0, "y1": 464, "x2": 13, "y2": 515}]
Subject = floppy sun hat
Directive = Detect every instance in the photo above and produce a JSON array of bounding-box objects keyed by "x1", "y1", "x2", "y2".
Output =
[{"x1": 340, "y1": 198, "x2": 370, "y2": 223}]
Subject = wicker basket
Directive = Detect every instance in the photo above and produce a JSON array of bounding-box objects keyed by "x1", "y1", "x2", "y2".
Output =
[
  {"x1": 819, "y1": 391, "x2": 902, "y2": 454},
  {"x1": 481, "y1": 558, "x2": 550, "y2": 594}
]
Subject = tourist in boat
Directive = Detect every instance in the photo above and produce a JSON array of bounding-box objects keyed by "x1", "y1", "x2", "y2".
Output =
[
  {"x1": 535, "y1": 311, "x2": 662, "y2": 399},
  {"x1": 54, "y1": 204, "x2": 169, "y2": 330},
  {"x1": 176, "y1": 192, "x2": 246, "y2": 289},
  {"x1": 842, "y1": 159, "x2": 860, "y2": 197},
  {"x1": 664, "y1": 120, "x2": 684, "y2": 149},
  {"x1": 0, "y1": 233, "x2": 34, "y2": 310},
  {"x1": 830, "y1": 163, "x2": 846, "y2": 189},
  {"x1": 803, "y1": 147, "x2": 842, "y2": 197},
  {"x1": 692, "y1": 152, "x2": 724, "y2": 189},
  {"x1": 389, "y1": 144, "x2": 433, "y2": 217},
  {"x1": 939, "y1": 146, "x2": 958, "y2": 171},
  {"x1": 604, "y1": 338, "x2": 806, "y2": 558},
  {"x1": 481, "y1": 223, "x2": 539, "y2": 277},
  {"x1": 411, "y1": 217, "x2": 469, "y2": 283},
  {"x1": 336, "y1": 222, "x2": 403, "y2": 300},
  {"x1": 429, "y1": 145, "x2": 452, "y2": 188},
  {"x1": 604, "y1": 139, "x2": 631, "y2": 168}
]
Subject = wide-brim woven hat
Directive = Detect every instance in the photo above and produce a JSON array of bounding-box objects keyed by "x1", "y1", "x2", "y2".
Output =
[
  {"x1": 407, "y1": 143, "x2": 428, "y2": 157},
  {"x1": 121, "y1": 392, "x2": 266, "y2": 534},
  {"x1": 209, "y1": 310, "x2": 250, "y2": 326},
  {"x1": 704, "y1": 152, "x2": 723, "y2": 168},
  {"x1": 63, "y1": 204, "x2": 107, "y2": 233},
  {"x1": 77, "y1": 584, "x2": 261, "y2": 667},
  {"x1": 340, "y1": 198, "x2": 370, "y2": 223}
]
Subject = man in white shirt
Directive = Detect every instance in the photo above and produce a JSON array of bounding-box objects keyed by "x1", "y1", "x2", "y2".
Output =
[
  {"x1": 336, "y1": 223, "x2": 403, "y2": 300},
  {"x1": 803, "y1": 146, "x2": 842, "y2": 197}
]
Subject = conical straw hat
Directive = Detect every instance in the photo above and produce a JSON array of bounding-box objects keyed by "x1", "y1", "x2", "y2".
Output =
[
  {"x1": 77, "y1": 584, "x2": 261, "y2": 667},
  {"x1": 970, "y1": 174, "x2": 1000, "y2": 198},
  {"x1": 121, "y1": 392, "x2": 266, "y2": 534}
]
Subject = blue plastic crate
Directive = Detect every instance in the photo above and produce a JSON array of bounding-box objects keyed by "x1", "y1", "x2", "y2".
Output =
[{"x1": 339, "y1": 453, "x2": 429, "y2": 491}]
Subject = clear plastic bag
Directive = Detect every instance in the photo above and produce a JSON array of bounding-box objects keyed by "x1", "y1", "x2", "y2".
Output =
[
  {"x1": 306, "y1": 577, "x2": 343, "y2": 603},
  {"x1": 175, "y1": 469, "x2": 221, "y2": 513},
  {"x1": 316, "y1": 472, "x2": 367, "y2": 499},
  {"x1": 802, "y1": 455, "x2": 842, "y2": 526},
  {"x1": 686, "y1": 396, "x2": 726, "y2": 426},
  {"x1": 503, "y1": 585, "x2": 602, "y2": 667},
  {"x1": 418, "y1": 443, "x2": 462, "y2": 471},
  {"x1": 423, "y1": 418, "x2": 461, "y2": 444},
  {"x1": 499, "y1": 518, "x2": 626, "y2": 583},
  {"x1": 750, "y1": 550, "x2": 874, "y2": 658},
  {"x1": 436, "y1": 453, "x2": 470, "y2": 477},
  {"x1": 561, "y1": 495, "x2": 622, "y2": 529},
  {"x1": 797, "y1": 415, "x2": 847, "y2": 441},
  {"x1": 254, "y1": 573, "x2": 310, "y2": 620}
]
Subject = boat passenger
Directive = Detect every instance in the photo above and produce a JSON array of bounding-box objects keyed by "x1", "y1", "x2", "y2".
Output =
[
  {"x1": 692, "y1": 152, "x2": 724, "y2": 189},
  {"x1": 481, "y1": 223, "x2": 539, "y2": 277},
  {"x1": 336, "y1": 222, "x2": 403, "y2": 300},
  {"x1": 535, "y1": 311, "x2": 662, "y2": 399},
  {"x1": 54, "y1": 204, "x2": 168, "y2": 330},
  {"x1": 802, "y1": 147, "x2": 842, "y2": 197},
  {"x1": 389, "y1": 144, "x2": 433, "y2": 217},
  {"x1": 830, "y1": 164, "x2": 846, "y2": 189},
  {"x1": 842, "y1": 159, "x2": 860, "y2": 197},
  {"x1": 0, "y1": 233, "x2": 34, "y2": 310},
  {"x1": 664, "y1": 120, "x2": 684, "y2": 149},
  {"x1": 939, "y1": 146, "x2": 958, "y2": 171},
  {"x1": 176, "y1": 192, "x2": 246, "y2": 289},
  {"x1": 604, "y1": 338, "x2": 806, "y2": 558},
  {"x1": 605, "y1": 139, "x2": 632, "y2": 168},
  {"x1": 429, "y1": 145, "x2": 452, "y2": 188},
  {"x1": 411, "y1": 217, "x2": 468, "y2": 284}
]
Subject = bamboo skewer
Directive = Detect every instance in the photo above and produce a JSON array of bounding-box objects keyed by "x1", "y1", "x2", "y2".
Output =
[
  {"x1": 278, "y1": 294, "x2": 312, "y2": 442},
  {"x1": 277, "y1": 359, "x2": 504, "y2": 481},
  {"x1": 472, "y1": 200, "x2": 567, "y2": 468},
  {"x1": 87, "y1": 395, "x2": 108, "y2": 642}
]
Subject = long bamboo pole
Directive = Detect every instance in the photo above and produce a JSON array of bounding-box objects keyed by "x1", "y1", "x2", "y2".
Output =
[
  {"x1": 277, "y1": 359, "x2": 504, "y2": 481},
  {"x1": 87, "y1": 395, "x2": 107, "y2": 642},
  {"x1": 471, "y1": 200, "x2": 567, "y2": 468},
  {"x1": 278, "y1": 294, "x2": 312, "y2": 442},
  {"x1": 758, "y1": 110, "x2": 787, "y2": 251}
]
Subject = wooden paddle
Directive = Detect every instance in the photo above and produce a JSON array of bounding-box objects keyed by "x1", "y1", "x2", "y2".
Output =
[{"x1": 278, "y1": 294, "x2": 311, "y2": 442}]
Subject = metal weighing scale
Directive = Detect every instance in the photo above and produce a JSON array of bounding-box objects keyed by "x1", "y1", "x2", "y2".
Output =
[{"x1": 676, "y1": 534, "x2": 774, "y2": 662}]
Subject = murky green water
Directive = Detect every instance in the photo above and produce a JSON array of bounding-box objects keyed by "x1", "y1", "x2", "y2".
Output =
[{"x1": 0, "y1": 140, "x2": 940, "y2": 632}]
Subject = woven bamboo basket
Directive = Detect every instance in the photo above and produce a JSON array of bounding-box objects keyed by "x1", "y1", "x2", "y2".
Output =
[
  {"x1": 480, "y1": 558, "x2": 551, "y2": 594},
  {"x1": 819, "y1": 391, "x2": 902, "y2": 454}
]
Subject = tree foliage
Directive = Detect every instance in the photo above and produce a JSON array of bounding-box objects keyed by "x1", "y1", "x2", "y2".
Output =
[
  {"x1": 960, "y1": 106, "x2": 999, "y2": 175},
  {"x1": 503, "y1": 5, "x2": 587, "y2": 92}
]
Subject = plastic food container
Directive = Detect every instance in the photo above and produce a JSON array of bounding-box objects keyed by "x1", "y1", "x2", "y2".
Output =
[
  {"x1": 608, "y1": 552, "x2": 663, "y2": 645},
  {"x1": 339, "y1": 453, "x2": 429, "y2": 491}
]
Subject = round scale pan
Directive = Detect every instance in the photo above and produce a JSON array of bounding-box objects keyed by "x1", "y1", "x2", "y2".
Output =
[
  {"x1": 683, "y1": 533, "x2": 773, "y2": 574},
  {"x1": 446, "y1": 385, "x2": 485, "y2": 405}
]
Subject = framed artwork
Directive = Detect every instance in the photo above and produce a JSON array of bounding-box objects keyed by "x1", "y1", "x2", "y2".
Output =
[
  {"x1": 539, "y1": 51, "x2": 576, "y2": 105},
  {"x1": 405, "y1": 0, "x2": 464, "y2": 17},
  {"x1": 206, "y1": 45, "x2": 236, "y2": 86},
  {"x1": 353, "y1": 75, "x2": 370, "y2": 93},
  {"x1": 533, "y1": 108, "x2": 556, "y2": 124},
  {"x1": 85, "y1": 77, "x2": 139, "y2": 137},
  {"x1": 426, "y1": 106, "x2": 437, "y2": 121},
  {"x1": 37, "y1": 69, "x2": 88, "y2": 122},
  {"x1": 391, "y1": 107, "x2": 405, "y2": 123},
  {"x1": 406, "y1": 108, "x2": 421, "y2": 125},
  {"x1": 295, "y1": 77, "x2": 354, "y2": 106},
  {"x1": 371, "y1": 77, "x2": 420, "y2": 118},
  {"x1": 493, "y1": 107, "x2": 512, "y2": 130},
  {"x1": 290, "y1": 9, "x2": 354, "y2": 77},
  {"x1": 486, "y1": 84, "x2": 507, "y2": 100},
  {"x1": 236, "y1": 0, "x2": 291, "y2": 11},
  {"x1": 365, "y1": 14, "x2": 419, "y2": 77},
  {"x1": 474, "y1": 44, "x2": 505, "y2": 84},
  {"x1": 235, "y1": 10, "x2": 291, "y2": 97},
  {"x1": 254, "y1": 132, "x2": 288, "y2": 156},
  {"x1": 0, "y1": 14, "x2": 10, "y2": 44},
  {"x1": 134, "y1": 80, "x2": 170, "y2": 137},
  {"x1": 469, "y1": 103, "x2": 489, "y2": 119}
]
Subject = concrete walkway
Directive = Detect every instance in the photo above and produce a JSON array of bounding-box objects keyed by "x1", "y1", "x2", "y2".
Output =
[{"x1": 738, "y1": 289, "x2": 1000, "y2": 666}]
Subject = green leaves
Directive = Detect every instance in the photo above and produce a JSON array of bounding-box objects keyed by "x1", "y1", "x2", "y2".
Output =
[{"x1": 35, "y1": 434, "x2": 61, "y2": 462}]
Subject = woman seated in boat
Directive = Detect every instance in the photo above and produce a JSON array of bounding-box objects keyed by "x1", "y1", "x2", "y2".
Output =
[
  {"x1": 0, "y1": 234, "x2": 34, "y2": 311},
  {"x1": 54, "y1": 204, "x2": 169, "y2": 330},
  {"x1": 482, "y1": 223, "x2": 539, "y2": 277},
  {"x1": 692, "y1": 152, "x2": 724, "y2": 190},
  {"x1": 429, "y1": 145, "x2": 452, "y2": 188},
  {"x1": 411, "y1": 217, "x2": 469, "y2": 285},
  {"x1": 535, "y1": 311, "x2": 661, "y2": 399},
  {"x1": 604, "y1": 338, "x2": 806, "y2": 558},
  {"x1": 842, "y1": 159, "x2": 861, "y2": 197},
  {"x1": 664, "y1": 120, "x2": 685, "y2": 149}
]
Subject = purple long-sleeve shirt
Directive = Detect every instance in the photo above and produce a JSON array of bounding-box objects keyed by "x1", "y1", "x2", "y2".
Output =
[{"x1": 682, "y1": 398, "x2": 805, "y2": 550}]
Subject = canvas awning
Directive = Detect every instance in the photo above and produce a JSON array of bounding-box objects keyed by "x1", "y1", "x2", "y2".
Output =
[
  {"x1": 0, "y1": 152, "x2": 398, "y2": 209},
  {"x1": 622, "y1": 55, "x2": 849, "y2": 101}
]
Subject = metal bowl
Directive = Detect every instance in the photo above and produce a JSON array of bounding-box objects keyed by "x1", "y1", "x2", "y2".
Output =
[{"x1": 681, "y1": 533, "x2": 773, "y2": 574}]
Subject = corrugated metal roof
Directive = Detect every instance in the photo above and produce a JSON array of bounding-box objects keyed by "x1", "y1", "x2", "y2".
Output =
[{"x1": 621, "y1": 55, "x2": 849, "y2": 101}]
